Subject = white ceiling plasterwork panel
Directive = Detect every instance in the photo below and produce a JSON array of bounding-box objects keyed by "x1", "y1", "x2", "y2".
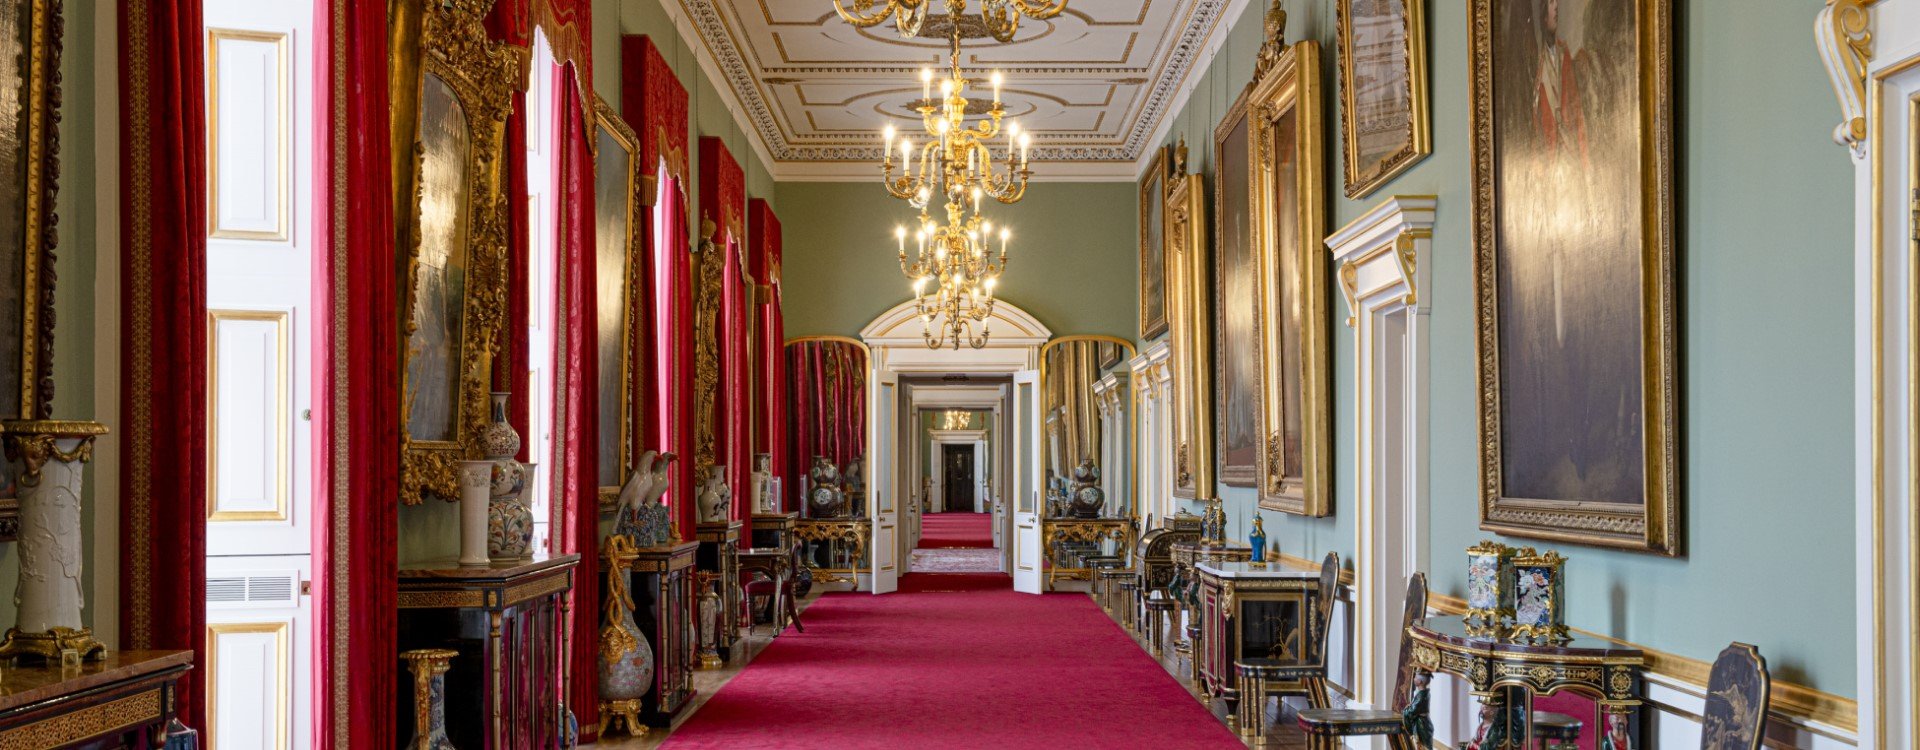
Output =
[{"x1": 672, "y1": 0, "x2": 1234, "y2": 179}]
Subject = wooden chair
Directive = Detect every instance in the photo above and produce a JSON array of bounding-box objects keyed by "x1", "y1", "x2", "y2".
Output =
[
  {"x1": 1699, "y1": 642, "x2": 1770, "y2": 750},
  {"x1": 1142, "y1": 591, "x2": 1177, "y2": 655},
  {"x1": 1234, "y1": 552, "x2": 1341, "y2": 737},
  {"x1": 1295, "y1": 572, "x2": 1429, "y2": 750}
]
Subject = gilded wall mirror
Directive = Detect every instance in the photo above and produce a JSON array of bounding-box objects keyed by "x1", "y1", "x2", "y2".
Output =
[
  {"x1": 0, "y1": 0, "x2": 62, "y2": 537},
  {"x1": 1039, "y1": 336, "x2": 1136, "y2": 520},
  {"x1": 784, "y1": 337, "x2": 870, "y2": 520},
  {"x1": 396, "y1": 0, "x2": 521, "y2": 504},
  {"x1": 592, "y1": 94, "x2": 653, "y2": 506}
]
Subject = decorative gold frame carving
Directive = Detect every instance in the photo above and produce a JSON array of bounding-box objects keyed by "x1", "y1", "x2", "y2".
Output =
[
  {"x1": 591, "y1": 93, "x2": 653, "y2": 508},
  {"x1": 1468, "y1": 0, "x2": 1678, "y2": 554},
  {"x1": 1165, "y1": 144, "x2": 1213, "y2": 501},
  {"x1": 1248, "y1": 37, "x2": 1330, "y2": 516},
  {"x1": 9, "y1": 0, "x2": 59, "y2": 423},
  {"x1": 693, "y1": 216, "x2": 724, "y2": 474},
  {"x1": 1137, "y1": 145, "x2": 1169, "y2": 340},
  {"x1": 1334, "y1": 0, "x2": 1430, "y2": 198},
  {"x1": 396, "y1": 0, "x2": 524, "y2": 505}
]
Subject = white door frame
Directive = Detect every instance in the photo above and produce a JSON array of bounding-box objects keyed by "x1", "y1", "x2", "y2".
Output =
[
  {"x1": 930, "y1": 429, "x2": 989, "y2": 513},
  {"x1": 1011, "y1": 368, "x2": 1044, "y2": 594},
  {"x1": 1328, "y1": 196, "x2": 1434, "y2": 709},
  {"x1": 1825, "y1": 3, "x2": 1920, "y2": 745},
  {"x1": 863, "y1": 298, "x2": 1051, "y2": 581}
]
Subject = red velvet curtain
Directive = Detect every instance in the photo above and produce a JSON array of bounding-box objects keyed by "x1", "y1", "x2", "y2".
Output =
[
  {"x1": 785, "y1": 341, "x2": 868, "y2": 516},
  {"x1": 748, "y1": 200, "x2": 787, "y2": 506},
  {"x1": 553, "y1": 65, "x2": 602, "y2": 739},
  {"x1": 119, "y1": 0, "x2": 209, "y2": 729},
  {"x1": 625, "y1": 36, "x2": 694, "y2": 535},
  {"x1": 314, "y1": 0, "x2": 398, "y2": 745},
  {"x1": 699, "y1": 137, "x2": 751, "y2": 535}
]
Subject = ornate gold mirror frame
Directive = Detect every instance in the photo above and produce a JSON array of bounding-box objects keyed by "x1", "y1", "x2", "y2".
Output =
[
  {"x1": 0, "y1": 0, "x2": 63, "y2": 538},
  {"x1": 1038, "y1": 335, "x2": 1137, "y2": 518},
  {"x1": 1248, "y1": 36, "x2": 1331, "y2": 516},
  {"x1": 396, "y1": 0, "x2": 522, "y2": 504},
  {"x1": 591, "y1": 94, "x2": 655, "y2": 507},
  {"x1": 1165, "y1": 144, "x2": 1213, "y2": 502}
]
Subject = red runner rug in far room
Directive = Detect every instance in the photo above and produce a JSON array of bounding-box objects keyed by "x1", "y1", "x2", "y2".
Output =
[
  {"x1": 660, "y1": 572, "x2": 1241, "y2": 750},
  {"x1": 918, "y1": 511, "x2": 992, "y2": 548}
]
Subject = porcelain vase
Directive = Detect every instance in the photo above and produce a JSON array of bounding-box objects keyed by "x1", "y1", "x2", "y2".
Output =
[
  {"x1": 0, "y1": 420, "x2": 107, "y2": 662},
  {"x1": 457, "y1": 460, "x2": 493, "y2": 566},
  {"x1": 596, "y1": 548, "x2": 655, "y2": 703},
  {"x1": 402, "y1": 648, "x2": 459, "y2": 750},
  {"x1": 488, "y1": 461, "x2": 536, "y2": 561}
]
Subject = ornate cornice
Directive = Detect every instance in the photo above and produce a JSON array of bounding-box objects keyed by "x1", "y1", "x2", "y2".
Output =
[{"x1": 674, "y1": 0, "x2": 1231, "y2": 167}]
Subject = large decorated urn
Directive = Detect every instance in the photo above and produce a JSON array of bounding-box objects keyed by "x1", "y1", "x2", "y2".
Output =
[
  {"x1": 1069, "y1": 458, "x2": 1106, "y2": 519},
  {"x1": 0, "y1": 420, "x2": 109, "y2": 662},
  {"x1": 806, "y1": 456, "x2": 844, "y2": 518}
]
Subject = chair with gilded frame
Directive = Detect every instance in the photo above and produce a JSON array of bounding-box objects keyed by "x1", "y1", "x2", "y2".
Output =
[
  {"x1": 1294, "y1": 572, "x2": 1429, "y2": 750},
  {"x1": 1234, "y1": 552, "x2": 1341, "y2": 737}
]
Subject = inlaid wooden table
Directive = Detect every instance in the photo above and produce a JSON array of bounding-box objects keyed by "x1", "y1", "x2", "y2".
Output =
[
  {"x1": 0, "y1": 649, "x2": 190, "y2": 748},
  {"x1": 1193, "y1": 561, "x2": 1322, "y2": 717},
  {"x1": 1406, "y1": 614, "x2": 1648, "y2": 748},
  {"x1": 398, "y1": 553, "x2": 578, "y2": 749},
  {"x1": 1169, "y1": 543, "x2": 1250, "y2": 663},
  {"x1": 695, "y1": 520, "x2": 744, "y2": 658}
]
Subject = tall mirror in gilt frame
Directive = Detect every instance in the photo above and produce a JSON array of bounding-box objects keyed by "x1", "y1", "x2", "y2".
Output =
[
  {"x1": 0, "y1": 0, "x2": 60, "y2": 537},
  {"x1": 1038, "y1": 335, "x2": 1136, "y2": 588},
  {"x1": 1165, "y1": 143, "x2": 1212, "y2": 503},
  {"x1": 1249, "y1": 34, "x2": 1331, "y2": 517},
  {"x1": 396, "y1": 0, "x2": 520, "y2": 504},
  {"x1": 592, "y1": 94, "x2": 652, "y2": 507}
]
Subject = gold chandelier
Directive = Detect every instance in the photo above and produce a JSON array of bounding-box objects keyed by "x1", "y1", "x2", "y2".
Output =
[
  {"x1": 833, "y1": 0, "x2": 1067, "y2": 43},
  {"x1": 881, "y1": 31, "x2": 1032, "y2": 350}
]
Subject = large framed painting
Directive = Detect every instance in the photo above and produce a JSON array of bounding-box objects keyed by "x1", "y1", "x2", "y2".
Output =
[
  {"x1": 1470, "y1": 0, "x2": 1676, "y2": 554},
  {"x1": 593, "y1": 94, "x2": 652, "y2": 507},
  {"x1": 1165, "y1": 143, "x2": 1214, "y2": 501},
  {"x1": 1212, "y1": 90, "x2": 1259, "y2": 489},
  {"x1": 1336, "y1": 0, "x2": 1430, "y2": 198},
  {"x1": 1249, "y1": 38, "x2": 1330, "y2": 517},
  {"x1": 396, "y1": 0, "x2": 519, "y2": 504},
  {"x1": 1138, "y1": 145, "x2": 1169, "y2": 340}
]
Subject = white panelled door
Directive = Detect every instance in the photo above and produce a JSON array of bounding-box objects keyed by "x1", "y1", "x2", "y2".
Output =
[
  {"x1": 202, "y1": 0, "x2": 315, "y2": 746},
  {"x1": 869, "y1": 370, "x2": 900, "y2": 594},
  {"x1": 1011, "y1": 369, "x2": 1043, "y2": 594}
]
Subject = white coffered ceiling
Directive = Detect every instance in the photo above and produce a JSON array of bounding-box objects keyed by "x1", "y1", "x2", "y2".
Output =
[{"x1": 670, "y1": 0, "x2": 1235, "y2": 179}]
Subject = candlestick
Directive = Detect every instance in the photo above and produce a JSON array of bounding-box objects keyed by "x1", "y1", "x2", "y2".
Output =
[
  {"x1": 921, "y1": 67, "x2": 932, "y2": 102},
  {"x1": 991, "y1": 71, "x2": 1003, "y2": 105}
]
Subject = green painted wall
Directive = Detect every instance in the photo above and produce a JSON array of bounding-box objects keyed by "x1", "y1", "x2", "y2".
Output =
[
  {"x1": 776, "y1": 181, "x2": 1138, "y2": 340},
  {"x1": 1146, "y1": 0, "x2": 1855, "y2": 695},
  {"x1": 399, "y1": 1, "x2": 784, "y2": 564}
]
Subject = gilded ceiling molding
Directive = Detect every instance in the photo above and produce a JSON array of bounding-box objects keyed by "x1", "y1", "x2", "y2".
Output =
[
  {"x1": 1818, "y1": 0, "x2": 1877, "y2": 156},
  {"x1": 672, "y1": 0, "x2": 1231, "y2": 165}
]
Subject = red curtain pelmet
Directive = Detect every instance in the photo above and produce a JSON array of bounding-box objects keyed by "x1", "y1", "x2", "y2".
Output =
[{"x1": 119, "y1": 0, "x2": 209, "y2": 729}]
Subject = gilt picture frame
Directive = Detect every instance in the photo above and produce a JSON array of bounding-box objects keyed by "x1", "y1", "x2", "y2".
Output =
[
  {"x1": 1469, "y1": 0, "x2": 1677, "y2": 554},
  {"x1": 396, "y1": 0, "x2": 522, "y2": 505},
  {"x1": 1212, "y1": 89, "x2": 1260, "y2": 489},
  {"x1": 1138, "y1": 145, "x2": 1170, "y2": 340},
  {"x1": 1336, "y1": 0, "x2": 1431, "y2": 198},
  {"x1": 1165, "y1": 149, "x2": 1215, "y2": 501},
  {"x1": 592, "y1": 94, "x2": 653, "y2": 508},
  {"x1": 1249, "y1": 39, "x2": 1330, "y2": 516},
  {"x1": 0, "y1": 0, "x2": 58, "y2": 424}
]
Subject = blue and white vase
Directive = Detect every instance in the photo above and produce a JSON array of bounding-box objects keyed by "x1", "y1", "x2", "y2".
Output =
[{"x1": 402, "y1": 648, "x2": 459, "y2": 750}]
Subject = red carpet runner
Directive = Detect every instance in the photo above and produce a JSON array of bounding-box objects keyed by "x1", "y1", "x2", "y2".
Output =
[
  {"x1": 660, "y1": 573, "x2": 1240, "y2": 749},
  {"x1": 918, "y1": 512, "x2": 993, "y2": 548}
]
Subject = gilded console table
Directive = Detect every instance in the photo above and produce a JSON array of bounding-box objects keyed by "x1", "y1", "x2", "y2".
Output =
[
  {"x1": 1407, "y1": 614, "x2": 1647, "y2": 748},
  {"x1": 629, "y1": 541, "x2": 698, "y2": 727},
  {"x1": 694, "y1": 521, "x2": 743, "y2": 658},
  {"x1": 795, "y1": 518, "x2": 869, "y2": 587},
  {"x1": 1194, "y1": 561, "x2": 1322, "y2": 715},
  {"x1": 398, "y1": 554, "x2": 578, "y2": 749},
  {"x1": 1041, "y1": 518, "x2": 1135, "y2": 589},
  {"x1": 0, "y1": 649, "x2": 190, "y2": 747}
]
